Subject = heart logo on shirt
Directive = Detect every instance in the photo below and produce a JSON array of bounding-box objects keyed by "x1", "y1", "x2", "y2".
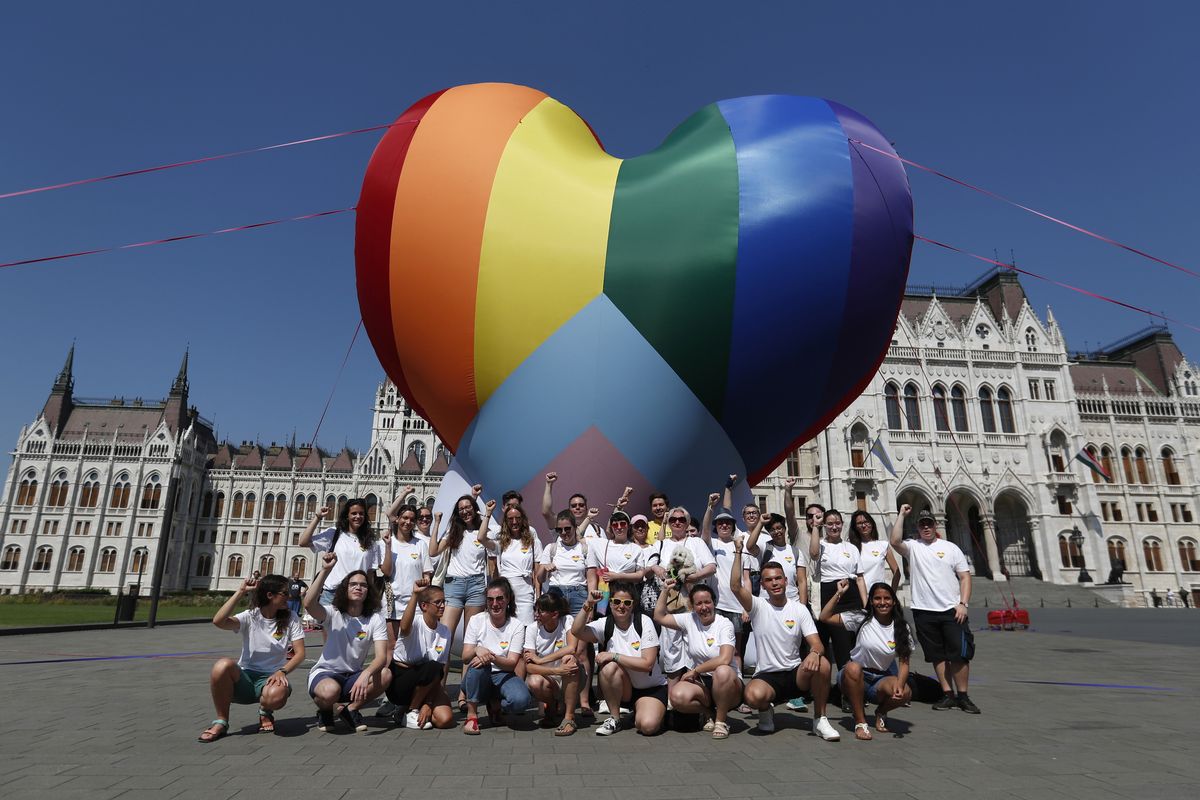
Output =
[
  {"x1": 870, "y1": 549, "x2": 880, "y2": 557},
  {"x1": 631, "y1": 641, "x2": 641, "y2": 650},
  {"x1": 936, "y1": 552, "x2": 945, "y2": 558},
  {"x1": 571, "y1": 555, "x2": 581, "y2": 562},
  {"x1": 499, "y1": 641, "x2": 510, "y2": 649},
  {"x1": 434, "y1": 644, "x2": 445, "y2": 654},
  {"x1": 271, "y1": 630, "x2": 284, "y2": 641},
  {"x1": 784, "y1": 619, "x2": 796, "y2": 630},
  {"x1": 705, "y1": 637, "x2": 715, "y2": 647},
  {"x1": 842, "y1": 552, "x2": 851, "y2": 558},
  {"x1": 887, "y1": 640, "x2": 896, "y2": 650},
  {"x1": 784, "y1": 555, "x2": 794, "y2": 564},
  {"x1": 409, "y1": 552, "x2": 419, "y2": 559},
  {"x1": 355, "y1": 631, "x2": 368, "y2": 640},
  {"x1": 554, "y1": 638, "x2": 565, "y2": 649},
  {"x1": 473, "y1": 540, "x2": 483, "y2": 548},
  {"x1": 521, "y1": 547, "x2": 529, "y2": 553}
]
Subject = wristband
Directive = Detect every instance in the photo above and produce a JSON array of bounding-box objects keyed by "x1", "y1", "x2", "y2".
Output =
[{"x1": 614, "y1": 653, "x2": 620, "y2": 663}]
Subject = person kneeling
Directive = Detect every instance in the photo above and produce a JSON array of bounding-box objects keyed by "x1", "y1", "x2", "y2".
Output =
[
  {"x1": 385, "y1": 579, "x2": 455, "y2": 730},
  {"x1": 571, "y1": 583, "x2": 668, "y2": 736},
  {"x1": 461, "y1": 577, "x2": 532, "y2": 734},
  {"x1": 523, "y1": 592, "x2": 584, "y2": 736}
]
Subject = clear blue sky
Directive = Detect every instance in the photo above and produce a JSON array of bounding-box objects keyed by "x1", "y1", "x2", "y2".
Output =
[{"x1": 2, "y1": 2, "x2": 1197, "y2": 453}]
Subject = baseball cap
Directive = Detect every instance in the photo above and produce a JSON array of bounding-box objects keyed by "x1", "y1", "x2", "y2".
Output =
[
  {"x1": 610, "y1": 510, "x2": 630, "y2": 523},
  {"x1": 916, "y1": 510, "x2": 936, "y2": 524},
  {"x1": 630, "y1": 514, "x2": 649, "y2": 526},
  {"x1": 713, "y1": 508, "x2": 736, "y2": 523}
]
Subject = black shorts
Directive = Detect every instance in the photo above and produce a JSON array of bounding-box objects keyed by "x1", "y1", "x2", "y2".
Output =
[
  {"x1": 913, "y1": 608, "x2": 975, "y2": 663},
  {"x1": 629, "y1": 683, "x2": 668, "y2": 706},
  {"x1": 385, "y1": 660, "x2": 443, "y2": 707},
  {"x1": 751, "y1": 668, "x2": 804, "y2": 702}
]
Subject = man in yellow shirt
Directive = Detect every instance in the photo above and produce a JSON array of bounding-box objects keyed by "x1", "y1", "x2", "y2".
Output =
[{"x1": 645, "y1": 493, "x2": 669, "y2": 546}]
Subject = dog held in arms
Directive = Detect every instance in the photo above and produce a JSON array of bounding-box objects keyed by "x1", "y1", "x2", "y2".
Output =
[{"x1": 663, "y1": 547, "x2": 695, "y2": 613}]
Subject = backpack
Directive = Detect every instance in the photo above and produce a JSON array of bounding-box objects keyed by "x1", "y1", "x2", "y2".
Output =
[
  {"x1": 599, "y1": 609, "x2": 659, "y2": 652},
  {"x1": 640, "y1": 541, "x2": 666, "y2": 614},
  {"x1": 546, "y1": 538, "x2": 588, "y2": 563}
]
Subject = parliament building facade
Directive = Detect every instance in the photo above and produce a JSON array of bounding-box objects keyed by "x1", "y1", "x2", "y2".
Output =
[{"x1": 2, "y1": 271, "x2": 1198, "y2": 606}]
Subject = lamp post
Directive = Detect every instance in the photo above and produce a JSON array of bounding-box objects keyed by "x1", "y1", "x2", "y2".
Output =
[{"x1": 1070, "y1": 527, "x2": 1092, "y2": 583}]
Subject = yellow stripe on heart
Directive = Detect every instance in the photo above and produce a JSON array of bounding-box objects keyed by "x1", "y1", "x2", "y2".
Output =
[{"x1": 473, "y1": 97, "x2": 622, "y2": 405}]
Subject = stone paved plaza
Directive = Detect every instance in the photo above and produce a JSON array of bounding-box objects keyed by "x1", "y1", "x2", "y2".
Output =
[{"x1": 1, "y1": 608, "x2": 1197, "y2": 800}]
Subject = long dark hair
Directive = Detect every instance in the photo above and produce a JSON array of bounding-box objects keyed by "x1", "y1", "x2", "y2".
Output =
[
  {"x1": 393, "y1": 503, "x2": 419, "y2": 543},
  {"x1": 485, "y1": 577, "x2": 516, "y2": 620},
  {"x1": 867, "y1": 582, "x2": 912, "y2": 661},
  {"x1": 337, "y1": 499, "x2": 376, "y2": 550},
  {"x1": 848, "y1": 510, "x2": 879, "y2": 548},
  {"x1": 333, "y1": 569, "x2": 382, "y2": 617},
  {"x1": 254, "y1": 574, "x2": 292, "y2": 638},
  {"x1": 444, "y1": 494, "x2": 481, "y2": 552}
]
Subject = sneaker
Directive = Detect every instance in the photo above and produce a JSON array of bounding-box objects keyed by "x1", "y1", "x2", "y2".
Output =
[
  {"x1": 405, "y1": 709, "x2": 433, "y2": 729},
  {"x1": 316, "y1": 709, "x2": 336, "y2": 732},
  {"x1": 597, "y1": 700, "x2": 610, "y2": 715},
  {"x1": 596, "y1": 716, "x2": 620, "y2": 736},
  {"x1": 339, "y1": 705, "x2": 368, "y2": 732},
  {"x1": 786, "y1": 697, "x2": 808, "y2": 712},
  {"x1": 932, "y1": 693, "x2": 959, "y2": 711},
  {"x1": 757, "y1": 706, "x2": 776, "y2": 733},
  {"x1": 957, "y1": 694, "x2": 981, "y2": 715},
  {"x1": 376, "y1": 701, "x2": 398, "y2": 718},
  {"x1": 814, "y1": 715, "x2": 841, "y2": 741}
]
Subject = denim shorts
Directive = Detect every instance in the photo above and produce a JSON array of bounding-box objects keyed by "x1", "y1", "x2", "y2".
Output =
[
  {"x1": 546, "y1": 584, "x2": 588, "y2": 616},
  {"x1": 443, "y1": 573, "x2": 485, "y2": 608},
  {"x1": 837, "y1": 662, "x2": 899, "y2": 704}
]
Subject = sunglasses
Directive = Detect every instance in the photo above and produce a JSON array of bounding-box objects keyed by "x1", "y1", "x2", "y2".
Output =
[
  {"x1": 423, "y1": 599, "x2": 447, "y2": 607},
  {"x1": 417, "y1": 515, "x2": 433, "y2": 522},
  {"x1": 611, "y1": 520, "x2": 628, "y2": 528},
  {"x1": 348, "y1": 582, "x2": 369, "y2": 589},
  {"x1": 668, "y1": 516, "x2": 687, "y2": 524},
  {"x1": 555, "y1": 526, "x2": 574, "y2": 534},
  {"x1": 610, "y1": 598, "x2": 633, "y2": 608}
]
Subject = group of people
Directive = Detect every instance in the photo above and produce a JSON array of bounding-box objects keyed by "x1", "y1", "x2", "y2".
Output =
[{"x1": 197, "y1": 474, "x2": 980, "y2": 743}]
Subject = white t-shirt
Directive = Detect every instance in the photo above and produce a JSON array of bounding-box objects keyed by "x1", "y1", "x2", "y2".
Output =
[
  {"x1": 523, "y1": 615, "x2": 573, "y2": 660},
  {"x1": 756, "y1": 538, "x2": 807, "y2": 600},
  {"x1": 903, "y1": 538, "x2": 969, "y2": 611},
  {"x1": 588, "y1": 540, "x2": 643, "y2": 578},
  {"x1": 445, "y1": 531, "x2": 490, "y2": 579},
  {"x1": 392, "y1": 615, "x2": 451, "y2": 665},
  {"x1": 748, "y1": 595, "x2": 817, "y2": 675},
  {"x1": 709, "y1": 535, "x2": 752, "y2": 613},
  {"x1": 540, "y1": 539, "x2": 589, "y2": 587},
  {"x1": 658, "y1": 625, "x2": 687, "y2": 673},
  {"x1": 842, "y1": 610, "x2": 899, "y2": 672},
  {"x1": 386, "y1": 538, "x2": 433, "y2": 618},
  {"x1": 576, "y1": 520, "x2": 607, "y2": 543},
  {"x1": 308, "y1": 605, "x2": 388, "y2": 689},
  {"x1": 492, "y1": 536, "x2": 542, "y2": 586},
  {"x1": 815, "y1": 539, "x2": 862, "y2": 583},
  {"x1": 234, "y1": 609, "x2": 305, "y2": 673},
  {"x1": 310, "y1": 528, "x2": 387, "y2": 589},
  {"x1": 651, "y1": 536, "x2": 716, "y2": 581},
  {"x1": 858, "y1": 541, "x2": 892, "y2": 588},
  {"x1": 463, "y1": 613, "x2": 526, "y2": 672},
  {"x1": 671, "y1": 612, "x2": 735, "y2": 673},
  {"x1": 586, "y1": 616, "x2": 665, "y2": 689}
]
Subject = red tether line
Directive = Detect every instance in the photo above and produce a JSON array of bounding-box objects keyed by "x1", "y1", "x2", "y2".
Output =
[
  {"x1": 0, "y1": 207, "x2": 355, "y2": 270},
  {"x1": 0, "y1": 121, "x2": 412, "y2": 200},
  {"x1": 851, "y1": 139, "x2": 1200, "y2": 282},
  {"x1": 915, "y1": 234, "x2": 1200, "y2": 334},
  {"x1": 309, "y1": 318, "x2": 363, "y2": 449}
]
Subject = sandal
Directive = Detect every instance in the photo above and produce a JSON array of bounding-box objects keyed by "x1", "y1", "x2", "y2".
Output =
[
  {"x1": 198, "y1": 719, "x2": 228, "y2": 743},
  {"x1": 554, "y1": 719, "x2": 578, "y2": 737},
  {"x1": 463, "y1": 717, "x2": 481, "y2": 735},
  {"x1": 855, "y1": 722, "x2": 873, "y2": 741},
  {"x1": 576, "y1": 706, "x2": 595, "y2": 719},
  {"x1": 711, "y1": 721, "x2": 730, "y2": 740},
  {"x1": 875, "y1": 714, "x2": 891, "y2": 734},
  {"x1": 257, "y1": 709, "x2": 275, "y2": 733}
]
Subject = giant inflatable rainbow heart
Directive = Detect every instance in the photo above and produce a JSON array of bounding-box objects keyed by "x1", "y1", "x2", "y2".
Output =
[{"x1": 356, "y1": 83, "x2": 911, "y2": 525}]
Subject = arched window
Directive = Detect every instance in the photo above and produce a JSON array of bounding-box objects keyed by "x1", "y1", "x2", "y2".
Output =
[
  {"x1": 98, "y1": 547, "x2": 118, "y2": 573},
  {"x1": 227, "y1": 554, "x2": 244, "y2": 578},
  {"x1": 201, "y1": 491, "x2": 214, "y2": 518},
  {"x1": 903, "y1": 383, "x2": 922, "y2": 430},
  {"x1": 1085, "y1": 446, "x2": 1102, "y2": 483},
  {"x1": 195, "y1": 553, "x2": 213, "y2": 577},
  {"x1": 293, "y1": 494, "x2": 306, "y2": 521},
  {"x1": 66, "y1": 546, "x2": 86, "y2": 572},
  {"x1": 1048, "y1": 431, "x2": 1069, "y2": 472},
  {"x1": 1178, "y1": 539, "x2": 1198, "y2": 572},
  {"x1": 243, "y1": 493, "x2": 256, "y2": 520},
  {"x1": 1101, "y1": 447, "x2": 1116, "y2": 481},
  {"x1": 1107, "y1": 537, "x2": 1128, "y2": 569},
  {"x1": 1162, "y1": 448, "x2": 1181, "y2": 486},
  {"x1": 259, "y1": 555, "x2": 276, "y2": 575},
  {"x1": 365, "y1": 494, "x2": 379, "y2": 524},
  {"x1": 336, "y1": 495, "x2": 348, "y2": 521},
  {"x1": 997, "y1": 387, "x2": 1016, "y2": 433},
  {"x1": 140, "y1": 474, "x2": 162, "y2": 510},
  {"x1": 79, "y1": 472, "x2": 100, "y2": 508},
  {"x1": 1142, "y1": 538, "x2": 1164, "y2": 572},
  {"x1": 1025, "y1": 327, "x2": 1038, "y2": 352},
  {"x1": 214, "y1": 492, "x2": 225, "y2": 519},
  {"x1": 110, "y1": 474, "x2": 131, "y2": 509},
  {"x1": 1134, "y1": 448, "x2": 1151, "y2": 484},
  {"x1": 48, "y1": 472, "x2": 70, "y2": 507},
  {"x1": 884, "y1": 383, "x2": 902, "y2": 430},
  {"x1": 271, "y1": 494, "x2": 284, "y2": 521},
  {"x1": 1121, "y1": 447, "x2": 1136, "y2": 484},
  {"x1": 306, "y1": 494, "x2": 317, "y2": 518},
  {"x1": 232, "y1": 492, "x2": 244, "y2": 519},
  {"x1": 848, "y1": 424, "x2": 870, "y2": 468},
  {"x1": 1, "y1": 545, "x2": 21, "y2": 570},
  {"x1": 130, "y1": 548, "x2": 149, "y2": 575},
  {"x1": 16, "y1": 473, "x2": 38, "y2": 506},
  {"x1": 290, "y1": 555, "x2": 307, "y2": 579},
  {"x1": 1057, "y1": 534, "x2": 1081, "y2": 568},
  {"x1": 932, "y1": 385, "x2": 950, "y2": 432},
  {"x1": 325, "y1": 494, "x2": 337, "y2": 516},
  {"x1": 950, "y1": 385, "x2": 969, "y2": 431},
  {"x1": 979, "y1": 387, "x2": 997, "y2": 433}
]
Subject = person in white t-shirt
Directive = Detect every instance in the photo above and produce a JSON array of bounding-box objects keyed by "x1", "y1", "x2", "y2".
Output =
[
  {"x1": 489, "y1": 503, "x2": 542, "y2": 624},
  {"x1": 299, "y1": 499, "x2": 392, "y2": 606},
  {"x1": 541, "y1": 472, "x2": 607, "y2": 543},
  {"x1": 746, "y1": 511, "x2": 808, "y2": 603},
  {"x1": 303, "y1": 553, "x2": 392, "y2": 733},
  {"x1": 522, "y1": 592, "x2": 583, "y2": 736},
  {"x1": 820, "y1": 579, "x2": 913, "y2": 740},
  {"x1": 698, "y1": 496, "x2": 752, "y2": 671},
  {"x1": 730, "y1": 539, "x2": 840, "y2": 741},
  {"x1": 539, "y1": 509, "x2": 594, "y2": 615},
  {"x1": 586, "y1": 510, "x2": 646, "y2": 609},
  {"x1": 460, "y1": 577, "x2": 532, "y2": 734},
  {"x1": 891, "y1": 505, "x2": 979, "y2": 715},
  {"x1": 644, "y1": 507, "x2": 717, "y2": 682},
  {"x1": 198, "y1": 574, "x2": 306, "y2": 742},
  {"x1": 653, "y1": 581, "x2": 740, "y2": 739},
  {"x1": 572, "y1": 583, "x2": 668, "y2": 736},
  {"x1": 849, "y1": 510, "x2": 901, "y2": 592},
  {"x1": 809, "y1": 509, "x2": 868, "y2": 669},
  {"x1": 383, "y1": 504, "x2": 434, "y2": 633},
  {"x1": 384, "y1": 578, "x2": 454, "y2": 730}
]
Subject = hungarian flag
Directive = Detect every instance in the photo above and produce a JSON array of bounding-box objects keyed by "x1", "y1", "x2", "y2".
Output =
[
  {"x1": 1074, "y1": 448, "x2": 1112, "y2": 482},
  {"x1": 869, "y1": 435, "x2": 899, "y2": 479}
]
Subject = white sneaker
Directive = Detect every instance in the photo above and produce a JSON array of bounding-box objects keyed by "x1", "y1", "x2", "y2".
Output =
[
  {"x1": 757, "y1": 706, "x2": 775, "y2": 733},
  {"x1": 814, "y1": 715, "x2": 841, "y2": 741},
  {"x1": 597, "y1": 700, "x2": 610, "y2": 714},
  {"x1": 596, "y1": 716, "x2": 620, "y2": 736},
  {"x1": 404, "y1": 710, "x2": 433, "y2": 730}
]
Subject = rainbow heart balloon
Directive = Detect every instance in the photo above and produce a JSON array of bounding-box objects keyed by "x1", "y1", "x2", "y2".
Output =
[{"x1": 356, "y1": 83, "x2": 911, "y2": 524}]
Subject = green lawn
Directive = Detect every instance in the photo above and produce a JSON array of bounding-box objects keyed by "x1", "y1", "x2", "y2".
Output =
[{"x1": 0, "y1": 601, "x2": 227, "y2": 628}]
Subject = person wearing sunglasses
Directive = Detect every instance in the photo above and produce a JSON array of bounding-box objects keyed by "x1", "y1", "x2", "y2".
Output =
[
  {"x1": 587, "y1": 510, "x2": 646, "y2": 609},
  {"x1": 198, "y1": 574, "x2": 306, "y2": 742},
  {"x1": 541, "y1": 472, "x2": 606, "y2": 543},
  {"x1": 644, "y1": 506, "x2": 716, "y2": 685},
  {"x1": 539, "y1": 509, "x2": 594, "y2": 617},
  {"x1": 303, "y1": 553, "x2": 392, "y2": 733},
  {"x1": 461, "y1": 577, "x2": 531, "y2": 734},
  {"x1": 384, "y1": 578, "x2": 455, "y2": 730},
  {"x1": 523, "y1": 592, "x2": 583, "y2": 736},
  {"x1": 299, "y1": 498, "x2": 391, "y2": 608},
  {"x1": 571, "y1": 583, "x2": 668, "y2": 736},
  {"x1": 490, "y1": 503, "x2": 542, "y2": 624}
]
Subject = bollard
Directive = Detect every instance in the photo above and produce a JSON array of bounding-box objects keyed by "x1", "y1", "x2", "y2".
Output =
[
  {"x1": 985, "y1": 598, "x2": 989, "y2": 608},
  {"x1": 1067, "y1": 598, "x2": 1072, "y2": 608},
  {"x1": 1094, "y1": 598, "x2": 1099, "y2": 607},
  {"x1": 1040, "y1": 598, "x2": 1044, "y2": 607}
]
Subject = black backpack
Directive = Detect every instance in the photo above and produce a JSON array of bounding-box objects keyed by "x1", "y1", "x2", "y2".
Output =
[{"x1": 599, "y1": 609, "x2": 660, "y2": 652}]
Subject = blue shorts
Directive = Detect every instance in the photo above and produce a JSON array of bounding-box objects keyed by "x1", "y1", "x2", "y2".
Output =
[
  {"x1": 838, "y1": 662, "x2": 898, "y2": 703},
  {"x1": 443, "y1": 573, "x2": 485, "y2": 609},
  {"x1": 546, "y1": 584, "x2": 588, "y2": 616},
  {"x1": 307, "y1": 668, "x2": 368, "y2": 701}
]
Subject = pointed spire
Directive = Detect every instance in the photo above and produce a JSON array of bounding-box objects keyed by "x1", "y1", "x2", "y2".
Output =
[
  {"x1": 171, "y1": 347, "x2": 189, "y2": 395},
  {"x1": 52, "y1": 341, "x2": 75, "y2": 393}
]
